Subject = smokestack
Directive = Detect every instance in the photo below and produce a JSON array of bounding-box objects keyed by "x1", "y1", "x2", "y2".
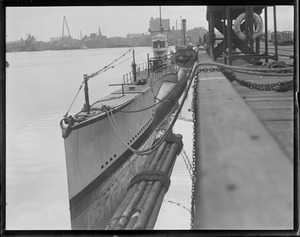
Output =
[{"x1": 182, "y1": 19, "x2": 186, "y2": 45}]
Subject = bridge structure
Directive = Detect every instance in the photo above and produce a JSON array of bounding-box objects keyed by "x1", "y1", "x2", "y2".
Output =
[{"x1": 206, "y1": 6, "x2": 279, "y2": 64}]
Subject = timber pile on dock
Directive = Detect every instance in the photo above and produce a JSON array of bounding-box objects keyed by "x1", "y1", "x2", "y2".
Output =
[{"x1": 105, "y1": 134, "x2": 183, "y2": 230}]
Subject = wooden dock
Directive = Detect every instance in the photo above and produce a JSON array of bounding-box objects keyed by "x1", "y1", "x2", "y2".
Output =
[{"x1": 192, "y1": 50, "x2": 294, "y2": 229}]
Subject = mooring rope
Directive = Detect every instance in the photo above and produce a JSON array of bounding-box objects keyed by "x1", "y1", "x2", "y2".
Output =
[
  {"x1": 106, "y1": 107, "x2": 167, "y2": 156},
  {"x1": 118, "y1": 97, "x2": 172, "y2": 114},
  {"x1": 106, "y1": 107, "x2": 164, "y2": 155},
  {"x1": 105, "y1": 57, "x2": 197, "y2": 156},
  {"x1": 163, "y1": 200, "x2": 191, "y2": 213},
  {"x1": 63, "y1": 81, "x2": 84, "y2": 118},
  {"x1": 106, "y1": 108, "x2": 142, "y2": 154}
]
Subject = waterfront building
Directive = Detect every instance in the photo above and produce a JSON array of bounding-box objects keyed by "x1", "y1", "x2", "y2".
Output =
[
  {"x1": 81, "y1": 27, "x2": 108, "y2": 48},
  {"x1": 149, "y1": 17, "x2": 170, "y2": 32}
]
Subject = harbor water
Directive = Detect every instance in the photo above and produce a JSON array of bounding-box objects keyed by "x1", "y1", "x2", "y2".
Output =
[{"x1": 6, "y1": 47, "x2": 193, "y2": 230}]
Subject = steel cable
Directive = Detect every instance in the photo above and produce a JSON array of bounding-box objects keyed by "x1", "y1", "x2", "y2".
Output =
[{"x1": 86, "y1": 32, "x2": 150, "y2": 81}]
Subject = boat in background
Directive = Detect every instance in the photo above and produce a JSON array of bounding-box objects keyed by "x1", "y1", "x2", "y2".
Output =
[
  {"x1": 172, "y1": 19, "x2": 197, "y2": 68},
  {"x1": 172, "y1": 44, "x2": 197, "y2": 67}
]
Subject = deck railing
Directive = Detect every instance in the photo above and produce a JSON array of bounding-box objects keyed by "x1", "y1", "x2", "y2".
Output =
[
  {"x1": 122, "y1": 62, "x2": 148, "y2": 84},
  {"x1": 122, "y1": 63, "x2": 179, "y2": 85}
]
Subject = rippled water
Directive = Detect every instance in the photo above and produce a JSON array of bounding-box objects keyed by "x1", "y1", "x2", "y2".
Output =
[{"x1": 6, "y1": 47, "x2": 193, "y2": 230}]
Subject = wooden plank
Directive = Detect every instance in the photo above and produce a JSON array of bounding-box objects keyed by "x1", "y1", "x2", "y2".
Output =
[
  {"x1": 253, "y1": 109, "x2": 294, "y2": 121},
  {"x1": 264, "y1": 135, "x2": 294, "y2": 160},
  {"x1": 233, "y1": 85, "x2": 293, "y2": 94},
  {"x1": 263, "y1": 121, "x2": 294, "y2": 160},
  {"x1": 264, "y1": 119, "x2": 294, "y2": 133},
  {"x1": 262, "y1": 120, "x2": 294, "y2": 133},
  {"x1": 238, "y1": 92, "x2": 293, "y2": 98},
  {"x1": 244, "y1": 97, "x2": 293, "y2": 101},
  {"x1": 193, "y1": 51, "x2": 293, "y2": 229},
  {"x1": 246, "y1": 100, "x2": 293, "y2": 109}
]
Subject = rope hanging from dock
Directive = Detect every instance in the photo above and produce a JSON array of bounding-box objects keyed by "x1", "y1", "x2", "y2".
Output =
[
  {"x1": 104, "y1": 54, "x2": 197, "y2": 156},
  {"x1": 118, "y1": 96, "x2": 172, "y2": 114},
  {"x1": 105, "y1": 100, "x2": 183, "y2": 156}
]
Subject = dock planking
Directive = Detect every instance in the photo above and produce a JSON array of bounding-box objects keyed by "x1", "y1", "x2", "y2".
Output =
[
  {"x1": 193, "y1": 51, "x2": 293, "y2": 229},
  {"x1": 231, "y1": 61, "x2": 294, "y2": 160}
]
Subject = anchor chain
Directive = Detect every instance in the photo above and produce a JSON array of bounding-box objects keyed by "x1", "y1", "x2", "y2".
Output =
[
  {"x1": 197, "y1": 67, "x2": 293, "y2": 92},
  {"x1": 190, "y1": 72, "x2": 198, "y2": 229},
  {"x1": 221, "y1": 69, "x2": 293, "y2": 92}
]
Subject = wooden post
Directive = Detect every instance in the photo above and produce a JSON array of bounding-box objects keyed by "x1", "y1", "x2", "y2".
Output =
[
  {"x1": 264, "y1": 7, "x2": 268, "y2": 63},
  {"x1": 209, "y1": 11, "x2": 215, "y2": 60},
  {"x1": 273, "y1": 6, "x2": 278, "y2": 61},
  {"x1": 223, "y1": 6, "x2": 227, "y2": 64},
  {"x1": 83, "y1": 74, "x2": 90, "y2": 114},
  {"x1": 225, "y1": 7, "x2": 232, "y2": 64},
  {"x1": 147, "y1": 54, "x2": 150, "y2": 77},
  {"x1": 132, "y1": 50, "x2": 137, "y2": 82},
  {"x1": 248, "y1": 6, "x2": 254, "y2": 52}
]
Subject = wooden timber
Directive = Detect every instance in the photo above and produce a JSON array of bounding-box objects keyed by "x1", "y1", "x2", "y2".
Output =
[
  {"x1": 193, "y1": 50, "x2": 294, "y2": 229},
  {"x1": 230, "y1": 57, "x2": 294, "y2": 160}
]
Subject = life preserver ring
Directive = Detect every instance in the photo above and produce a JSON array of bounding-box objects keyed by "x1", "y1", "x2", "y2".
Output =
[
  {"x1": 234, "y1": 13, "x2": 263, "y2": 41},
  {"x1": 60, "y1": 117, "x2": 74, "y2": 138}
]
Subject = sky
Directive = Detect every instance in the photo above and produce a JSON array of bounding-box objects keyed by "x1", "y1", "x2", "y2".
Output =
[{"x1": 5, "y1": 5, "x2": 295, "y2": 42}]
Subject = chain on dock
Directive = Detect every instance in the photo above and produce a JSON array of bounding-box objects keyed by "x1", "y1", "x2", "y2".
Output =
[
  {"x1": 222, "y1": 69, "x2": 293, "y2": 92},
  {"x1": 190, "y1": 71, "x2": 198, "y2": 229},
  {"x1": 196, "y1": 62, "x2": 294, "y2": 92},
  {"x1": 188, "y1": 56, "x2": 294, "y2": 228}
]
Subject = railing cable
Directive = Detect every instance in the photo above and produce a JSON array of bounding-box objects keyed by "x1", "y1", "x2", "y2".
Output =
[{"x1": 86, "y1": 33, "x2": 149, "y2": 81}]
